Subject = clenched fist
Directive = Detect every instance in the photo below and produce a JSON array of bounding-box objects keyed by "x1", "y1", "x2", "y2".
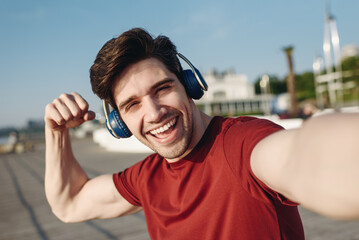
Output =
[{"x1": 44, "y1": 92, "x2": 96, "y2": 131}]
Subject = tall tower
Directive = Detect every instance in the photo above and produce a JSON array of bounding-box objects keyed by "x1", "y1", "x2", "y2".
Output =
[
  {"x1": 313, "y1": 5, "x2": 343, "y2": 108},
  {"x1": 323, "y1": 7, "x2": 341, "y2": 74}
]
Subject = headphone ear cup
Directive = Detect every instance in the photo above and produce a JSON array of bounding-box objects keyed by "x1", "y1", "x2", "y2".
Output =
[
  {"x1": 107, "y1": 110, "x2": 132, "y2": 138},
  {"x1": 182, "y1": 69, "x2": 204, "y2": 100}
]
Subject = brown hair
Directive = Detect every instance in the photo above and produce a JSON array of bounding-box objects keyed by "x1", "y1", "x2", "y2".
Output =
[{"x1": 90, "y1": 28, "x2": 183, "y2": 108}]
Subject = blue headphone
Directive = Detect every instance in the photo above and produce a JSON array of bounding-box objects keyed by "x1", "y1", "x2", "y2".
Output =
[{"x1": 103, "y1": 53, "x2": 208, "y2": 138}]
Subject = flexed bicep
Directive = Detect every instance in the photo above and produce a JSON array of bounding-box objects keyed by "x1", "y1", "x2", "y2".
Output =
[{"x1": 62, "y1": 174, "x2": 142, "y2": 222}]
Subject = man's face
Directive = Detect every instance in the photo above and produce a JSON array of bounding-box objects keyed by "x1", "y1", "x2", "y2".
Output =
[{"x1": 112, "y1": 58, "x2": 194, "y2": 162}]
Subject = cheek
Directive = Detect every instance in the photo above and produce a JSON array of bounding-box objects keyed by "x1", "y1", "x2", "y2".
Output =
[
  {"x1": 169, "y1": 87, "x2": 191, "y2": 106},
  {"x1": 123, "y1": 114, "x2": 143, "y2": 136}
]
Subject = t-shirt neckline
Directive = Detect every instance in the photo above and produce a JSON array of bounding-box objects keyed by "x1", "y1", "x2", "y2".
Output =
[{"x1": 166, "y1": 116, "x2": 222, "y2": 169}]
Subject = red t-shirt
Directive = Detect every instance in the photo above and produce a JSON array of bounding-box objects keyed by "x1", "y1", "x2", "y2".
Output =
[{"x1": 113, "y1": 116, "x2": 304, "y2": 239}]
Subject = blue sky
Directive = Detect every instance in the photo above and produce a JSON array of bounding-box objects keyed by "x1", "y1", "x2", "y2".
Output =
[{"x1": 0, "y1": 0, "x2": 358, "y2": 128}]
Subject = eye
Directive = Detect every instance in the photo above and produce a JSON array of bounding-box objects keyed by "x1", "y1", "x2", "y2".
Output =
[
  {"x1": 126, "y1": 101, "x2": 139, "y2": 111},
  {"x1": 156, "y1": 85, "x2": 171, "y2": 94}
]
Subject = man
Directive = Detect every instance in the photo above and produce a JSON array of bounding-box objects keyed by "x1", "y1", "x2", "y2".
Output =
[{"x1": 44, "y1": 28, "x2": 359, "y2": 239}]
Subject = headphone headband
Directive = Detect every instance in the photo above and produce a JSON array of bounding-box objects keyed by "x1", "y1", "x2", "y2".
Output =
[{"x1": 177, "y1": 53, "x2": 208, "y2": 91}]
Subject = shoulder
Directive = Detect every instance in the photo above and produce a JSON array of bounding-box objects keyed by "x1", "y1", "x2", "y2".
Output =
[
  {"x1": 212, "y1": 116, "x2": 284, "y2": 168},
  {"x1": 221, "y1": 116, "x2": 282, "y2": 157},
  {"x1": 115, "y1": 153, "x2": 164, "y2": 186},
  {"x1": 207, "y1": 116, "x2": 283, "y2": 153},
  {"x1": 208, "y1": 116, "x2": 265, "y2": 135},
  {"x1": 113, "y1": 153, "x2": 164, "y2": 206},
  {"x1": 221, "y1": 117, "x2": 295, "y2": 204},
  {"x1": 223, "y1": 116, "x2": 283, "y2": 142},
  {"x1": 127, "y1": 153, "x2": 164, "y2": 175}
]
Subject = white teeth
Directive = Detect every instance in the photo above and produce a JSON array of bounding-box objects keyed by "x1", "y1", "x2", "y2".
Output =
[{"x1": 150, "y1": 119, "x2": 176, "y2": 135}]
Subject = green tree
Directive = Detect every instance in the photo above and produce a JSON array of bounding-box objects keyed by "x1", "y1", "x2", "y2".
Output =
[
  {"x1": 295, "y1": 72, "x2": 315, "y2": 101},
  {"x1": 342, "y1": 56, "x2": 359, "y2": 71},
  {"x1": 254, "y1": 75, "x2": 287, "y2": 95},
  {"x1": 341, "y1": 56, "x2": 359, "y2": 102},
  {"x1": 342, "y1": 56, "x2": 359, "y2": 83}
]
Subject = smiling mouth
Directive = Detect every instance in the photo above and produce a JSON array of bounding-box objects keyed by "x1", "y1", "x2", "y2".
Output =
[{"x1": 149, "y1": 118, "x2": 177, "y2": 136}]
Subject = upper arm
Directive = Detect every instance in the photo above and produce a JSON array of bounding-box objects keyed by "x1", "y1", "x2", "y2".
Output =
[
  {"x1": 250, "y1": 129, "x2": 298, "y2": 202},
  {"x1": 251, "y1": 113, "x2": 359, "y2": 219},
  {"x1": 63, "y1": 174, "x2": 142, "y2": 222}
]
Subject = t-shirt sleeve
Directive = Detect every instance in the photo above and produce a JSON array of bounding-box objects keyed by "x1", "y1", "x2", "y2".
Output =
[
  {"x1": 223, "y1": 117, "x2": 297, "y2": 206},
  {"x1": 113, "y1": 161, "x2": 144, "y2": 207}
]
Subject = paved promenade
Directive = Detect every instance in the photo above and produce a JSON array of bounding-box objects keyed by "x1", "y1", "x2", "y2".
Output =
[{"x1": 1, "y1": 138, "x2": 358, "y2": 240}]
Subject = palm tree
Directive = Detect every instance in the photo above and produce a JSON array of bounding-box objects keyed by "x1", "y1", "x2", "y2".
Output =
[{"x1": 283, "y1": 46, "x2": 298, "y2": 117}]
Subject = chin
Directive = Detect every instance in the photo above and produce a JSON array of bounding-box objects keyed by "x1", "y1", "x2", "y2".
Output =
[
  {"x1": 153, "y1": 137, "x2": 191, "y2": 160},
  {"x1": 157, "y1": 148, "x2": 186, "y2": 160}
]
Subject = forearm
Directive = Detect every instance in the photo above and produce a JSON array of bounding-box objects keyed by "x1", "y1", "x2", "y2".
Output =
[
  {"x1": 286, "y1": 113, "x2": 359, "y2": 219},
  {"x1": 44, "y1": 127, "x2": 88, "y2": 221}
]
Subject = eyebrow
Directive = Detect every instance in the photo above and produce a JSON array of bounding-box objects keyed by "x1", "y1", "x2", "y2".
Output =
[{"x1": 118, "y1": 78, "x2": 175, "y2": 111}]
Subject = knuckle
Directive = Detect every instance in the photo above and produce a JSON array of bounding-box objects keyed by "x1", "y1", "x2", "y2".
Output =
[
  {"x1": 80, "y1": 102, "x2": 89, "y2": 111},
  {"x1": 53, "y1": 98, "x2": 62, "y2": 105},
  {"x1": 57, "y1": 118, "x2": 66, "y2": 126},
  {"x1": 73, "y1": 110, "x2": 82, "y2": 118},
  {"x1": 45, "y1": 103, "x2": 57, "y2": 115},
  {"x1": 63, "y1": 113, "x2": 72, "y2": 121},
  {"x1": 71, "y1": 91, "x2": 80, "y2": 97},
  {"x1": 59, "y1": 93, "x2": 69, "y2": 99},
  {"x1": 45, "y1": 103, "x2": 53, "y2": 111}
]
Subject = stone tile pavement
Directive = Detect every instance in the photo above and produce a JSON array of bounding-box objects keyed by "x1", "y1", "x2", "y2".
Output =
[{"x1": 1, "y1": 138, "x2": 358, "y2": 239}]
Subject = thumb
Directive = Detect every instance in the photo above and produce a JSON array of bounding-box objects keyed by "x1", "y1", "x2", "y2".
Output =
[{"x1": 83, "y1": 111, "x2": 96, "y2": 121}]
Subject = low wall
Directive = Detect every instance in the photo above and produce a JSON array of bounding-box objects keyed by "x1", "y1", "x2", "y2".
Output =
[
  {"x1": 93, "y1": 128, "x2": 153, "y2": 153},
  {"x1": 93, "y1": 116, "x2": 303, "y2": 153}
]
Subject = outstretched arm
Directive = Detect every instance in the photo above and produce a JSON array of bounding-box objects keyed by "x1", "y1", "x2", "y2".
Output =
[
  {"x1": 251, "y1": 113, "x2": 359, "y2": 220},
  {"x1": 44, "y1": 92, "x2": 141, "y2": 222}
]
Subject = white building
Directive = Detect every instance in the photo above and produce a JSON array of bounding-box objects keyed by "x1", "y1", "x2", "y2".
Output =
[{"x1": 195, "y1": 69, "x2": 265, "y2": 116}]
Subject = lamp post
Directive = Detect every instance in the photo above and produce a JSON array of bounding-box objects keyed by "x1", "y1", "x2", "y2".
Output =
[
  {"x1": 260, "y1": 74, "x2": 271, "y2": 116},
  {"x1": 313, "y1": 56, "x2": 324, "y2": 109},
  {"x1": 322, "y1": 9, "x2": 343, "y2": 107}
]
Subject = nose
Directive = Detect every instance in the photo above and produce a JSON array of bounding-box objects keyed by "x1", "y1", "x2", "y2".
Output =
[{"x1": 143, "y1": 96, "x2": 167, "y2": 123}]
